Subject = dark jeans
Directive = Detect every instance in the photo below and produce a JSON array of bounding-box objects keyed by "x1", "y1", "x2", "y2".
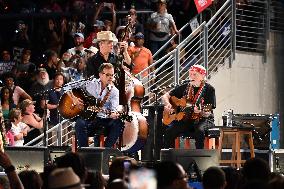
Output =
[
  {"x1": 149, "y1": 39, "x2": 169, "y2": 59},
  {"x1": 75, "y1": 117, "x2": 124, "y2": 148},
  {"x1": 163, "y1": 120, "x2": 208, "y2": 149}
]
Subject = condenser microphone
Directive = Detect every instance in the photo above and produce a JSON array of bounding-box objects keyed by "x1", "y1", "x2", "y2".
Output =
[{"x1": 181, "y1": 79, "x2": 194, "y2": 84}]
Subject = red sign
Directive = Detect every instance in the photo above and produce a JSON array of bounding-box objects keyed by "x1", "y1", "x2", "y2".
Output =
[{"x1": 194, "y1": 0, "x2": 212, "y2": 13}]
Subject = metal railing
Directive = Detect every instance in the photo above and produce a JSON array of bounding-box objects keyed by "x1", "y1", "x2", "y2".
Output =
[
  {"x1": 137, "y1": 0, "x2": 234, "y2": 106},
  {"x1": 24, "y1": 120, "x2": 75, "y2": 147},
  {"x1": 235, "y1": 0, "x2": 268, "y2": 53},
  {"x1": 270, "y1": 0, "x2": 284, "y2": 32},
  {"x1": 24, "y1": 0, "x2": 284, "y2": 146}
]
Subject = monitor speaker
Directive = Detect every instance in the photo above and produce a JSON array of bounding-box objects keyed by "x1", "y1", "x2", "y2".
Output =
[
  {"x1": 78, "y1": 147, "x2": 122, "y2": 175},
  {"x1": 48, "y1": 146, "x2": 72, "y2": 164},
  {"x1": 160, "y1": 149, "x2": 219, "y2": 174},
  {"x1": 4, "y1": 146, "x2": 48, "y2": 173}
]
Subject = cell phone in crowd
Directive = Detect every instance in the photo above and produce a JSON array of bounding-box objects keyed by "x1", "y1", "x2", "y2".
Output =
[
  {"x1": 123, "y1": 160, "x2": 131, "y2": 172},
  {"x1": 129, "y1": 168, "x2": 157, "y2": 189},
  {"x1": 104, "y1": 2, "x2": 112, "y2": 8}
]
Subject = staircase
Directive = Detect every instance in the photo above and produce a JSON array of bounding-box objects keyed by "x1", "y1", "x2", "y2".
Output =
[{"x1": 137, "y1": 0, "x2": 235, "y2": 105}]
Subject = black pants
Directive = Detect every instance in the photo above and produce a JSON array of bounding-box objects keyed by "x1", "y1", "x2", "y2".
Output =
[{"x1": 163, "y1": 119, "x2": 208, "y2": 149}]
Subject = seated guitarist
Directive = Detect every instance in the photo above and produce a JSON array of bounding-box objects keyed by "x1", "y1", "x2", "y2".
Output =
[
  {"x1": 69, "y1": 63, "x2": 124, "y2": 147},
  {"x1": 162, "y1": 65, "x2": 216, "y2": 149}
]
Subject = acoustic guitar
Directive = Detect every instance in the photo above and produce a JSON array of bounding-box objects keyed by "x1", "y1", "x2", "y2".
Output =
[
  {"x1": 58, "y1": 88, "x2": 132, "y2": 122},
  {"x1": 162, "y1": 96, "x2": 212, "y2": 126}
]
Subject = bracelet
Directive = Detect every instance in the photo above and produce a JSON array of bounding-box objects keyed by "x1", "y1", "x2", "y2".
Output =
[{"x1": 4, "y1": 165, "x2": 15, "y2": 174}]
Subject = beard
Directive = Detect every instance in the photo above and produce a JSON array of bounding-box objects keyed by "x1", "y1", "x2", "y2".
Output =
[{"x1": 37, "y1": 76, "x2": 49, "y2": 86}]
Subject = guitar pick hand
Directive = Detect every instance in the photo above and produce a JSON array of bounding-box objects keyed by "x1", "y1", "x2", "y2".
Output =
[
  {"x1": 164, "y1": 103, "x2": 173, "y2": 114},
  {"x1": 72, "y1": 96, "x2": 84, "y2": 110}
]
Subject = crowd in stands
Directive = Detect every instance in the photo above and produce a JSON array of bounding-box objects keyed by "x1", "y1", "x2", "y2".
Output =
[{"x1": 0, "y1": 0, "x2": 187, "y2": 147}]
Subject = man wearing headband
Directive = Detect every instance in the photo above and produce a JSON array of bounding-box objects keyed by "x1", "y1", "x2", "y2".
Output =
[{"x1": 162, "y1": 65, "x2": 216, "y2": 149}]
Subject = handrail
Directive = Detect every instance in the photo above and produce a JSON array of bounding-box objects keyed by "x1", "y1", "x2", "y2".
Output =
[
  {"x1": 24, "y1": 119, "x2": 72, "y2": 146},
  {"x1": 206, "y1": 0, "x2": 231, "y2": 26},
  {"x1": 152, "y1": 18, "x2": 194, "y2": 59},
  {"x1": 176, "y1": 22, "x2": 206, "y2": 49},
  {"x1": 136, "y1": 21, "x2": 206, "y2": 79}
]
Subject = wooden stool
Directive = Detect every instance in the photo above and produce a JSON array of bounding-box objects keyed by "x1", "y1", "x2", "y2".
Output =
[
  {"x1": 218, "y1": 127, "x2": 255, "y2": 168},
  {"x1": 175, "y1": 136, "x2": 215, "y2": 149}
]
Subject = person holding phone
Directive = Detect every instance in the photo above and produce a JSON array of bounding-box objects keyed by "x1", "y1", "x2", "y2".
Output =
[{"x1": 94, "y1": 2, "x2": 117, "y2": 33}]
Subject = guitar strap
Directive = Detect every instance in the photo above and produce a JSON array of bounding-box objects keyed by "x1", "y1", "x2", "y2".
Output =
[
  {"x1": 97, "y1": 85, "x2": 113, "y2": 108},
  {"x1": 185, "y1": 81, "x2": 206, "y2": 106}
]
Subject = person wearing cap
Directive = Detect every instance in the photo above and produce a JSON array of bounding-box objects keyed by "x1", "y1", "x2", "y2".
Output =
[
  {"x1": 128, "y1": 32, "x2": 153, "y2": 77},
  {"x1": 67, "y1": 32, "x2": 87, "y2": 58},
  {"x1": 20, "y1": 99, "x2": 43, "y2": 145},
  {"x1": 147, "y1": 0, "x2": 179, "y2": 55},
  {"x1": 162, "y1": 65, "x2": 216, "y2": 149},
  {"x1": 86, "y1": 30, "x2": 131, "y2": 79},
  {"x1": 84, "y1": 46, "x2": 98, "y2": 60},
  {"x1": 128, "y1": 32, "x2": 153, "y2": 95}
]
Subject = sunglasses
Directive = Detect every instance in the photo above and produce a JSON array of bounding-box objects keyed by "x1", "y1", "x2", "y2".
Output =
[{"x1": 102, "y1": 73, "x2": 114, "y2": 77}]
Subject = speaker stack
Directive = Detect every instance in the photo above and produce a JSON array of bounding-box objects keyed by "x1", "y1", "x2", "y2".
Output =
[
  {"x1": 141, "y1": 105, "x2": 165, "y2": 162},
  {"x1": 78, "y1": 147, "x2": 122, "y2": 175}
]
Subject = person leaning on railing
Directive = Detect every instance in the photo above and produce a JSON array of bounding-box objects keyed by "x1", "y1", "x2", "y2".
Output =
[{"x1": 19, "y1": 99, "x2": 43, "y2": 145}]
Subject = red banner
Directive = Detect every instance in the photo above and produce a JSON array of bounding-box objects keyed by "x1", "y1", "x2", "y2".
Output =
[{"x1": 194, "y1": 0, "x2": 212, "y2": 13}]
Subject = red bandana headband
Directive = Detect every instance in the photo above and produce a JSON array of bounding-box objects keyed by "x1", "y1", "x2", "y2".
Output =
[{"x1": 189, "y1": 65, "x2": 206, "y2": 75}]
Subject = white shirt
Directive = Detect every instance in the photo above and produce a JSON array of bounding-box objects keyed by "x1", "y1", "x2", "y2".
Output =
[{"x1": 11, "y1": 122, "x2": 28, "y2": 146}]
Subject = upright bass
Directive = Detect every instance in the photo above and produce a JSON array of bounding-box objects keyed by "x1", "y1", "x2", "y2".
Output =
[{"x1": 121, "y1": 70, "x2": 148, "y2": 153}]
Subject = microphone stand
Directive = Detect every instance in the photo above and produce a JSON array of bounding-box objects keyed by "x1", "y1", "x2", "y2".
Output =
[
  {"x1": 152, "y1": 91, "x2": 159, "y2": 163},
  {"x1": 42, "y1": 92, "x2": 49, "y2": 147},
  {"x1": 149, "y1": 86, "x2": 164, "y2": 163},
  {"x1": 33, "y1": 89, "x2": 49, "y2": 166}
]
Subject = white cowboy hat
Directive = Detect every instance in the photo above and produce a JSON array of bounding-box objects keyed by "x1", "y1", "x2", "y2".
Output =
[{"x1": 92, "y1": 31, "x2": 118, "y2": 43}]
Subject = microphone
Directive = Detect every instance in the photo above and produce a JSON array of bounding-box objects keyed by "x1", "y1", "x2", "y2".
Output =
[{"x1": 181, "y1": 79, "x2": 194, "y2": 84}]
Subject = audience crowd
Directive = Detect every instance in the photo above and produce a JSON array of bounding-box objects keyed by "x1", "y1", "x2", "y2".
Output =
[
  {"x1": 0, "y1": 149, "x2": 283, "y2": 189},
  {"x1": 0, "y1": 0, "x2": 201, "y2": 148}
]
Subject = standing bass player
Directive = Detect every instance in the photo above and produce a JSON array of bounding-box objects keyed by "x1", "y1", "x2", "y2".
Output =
[{"x1": 162, "y1": 65, "x2": 216, "y2": 149}]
